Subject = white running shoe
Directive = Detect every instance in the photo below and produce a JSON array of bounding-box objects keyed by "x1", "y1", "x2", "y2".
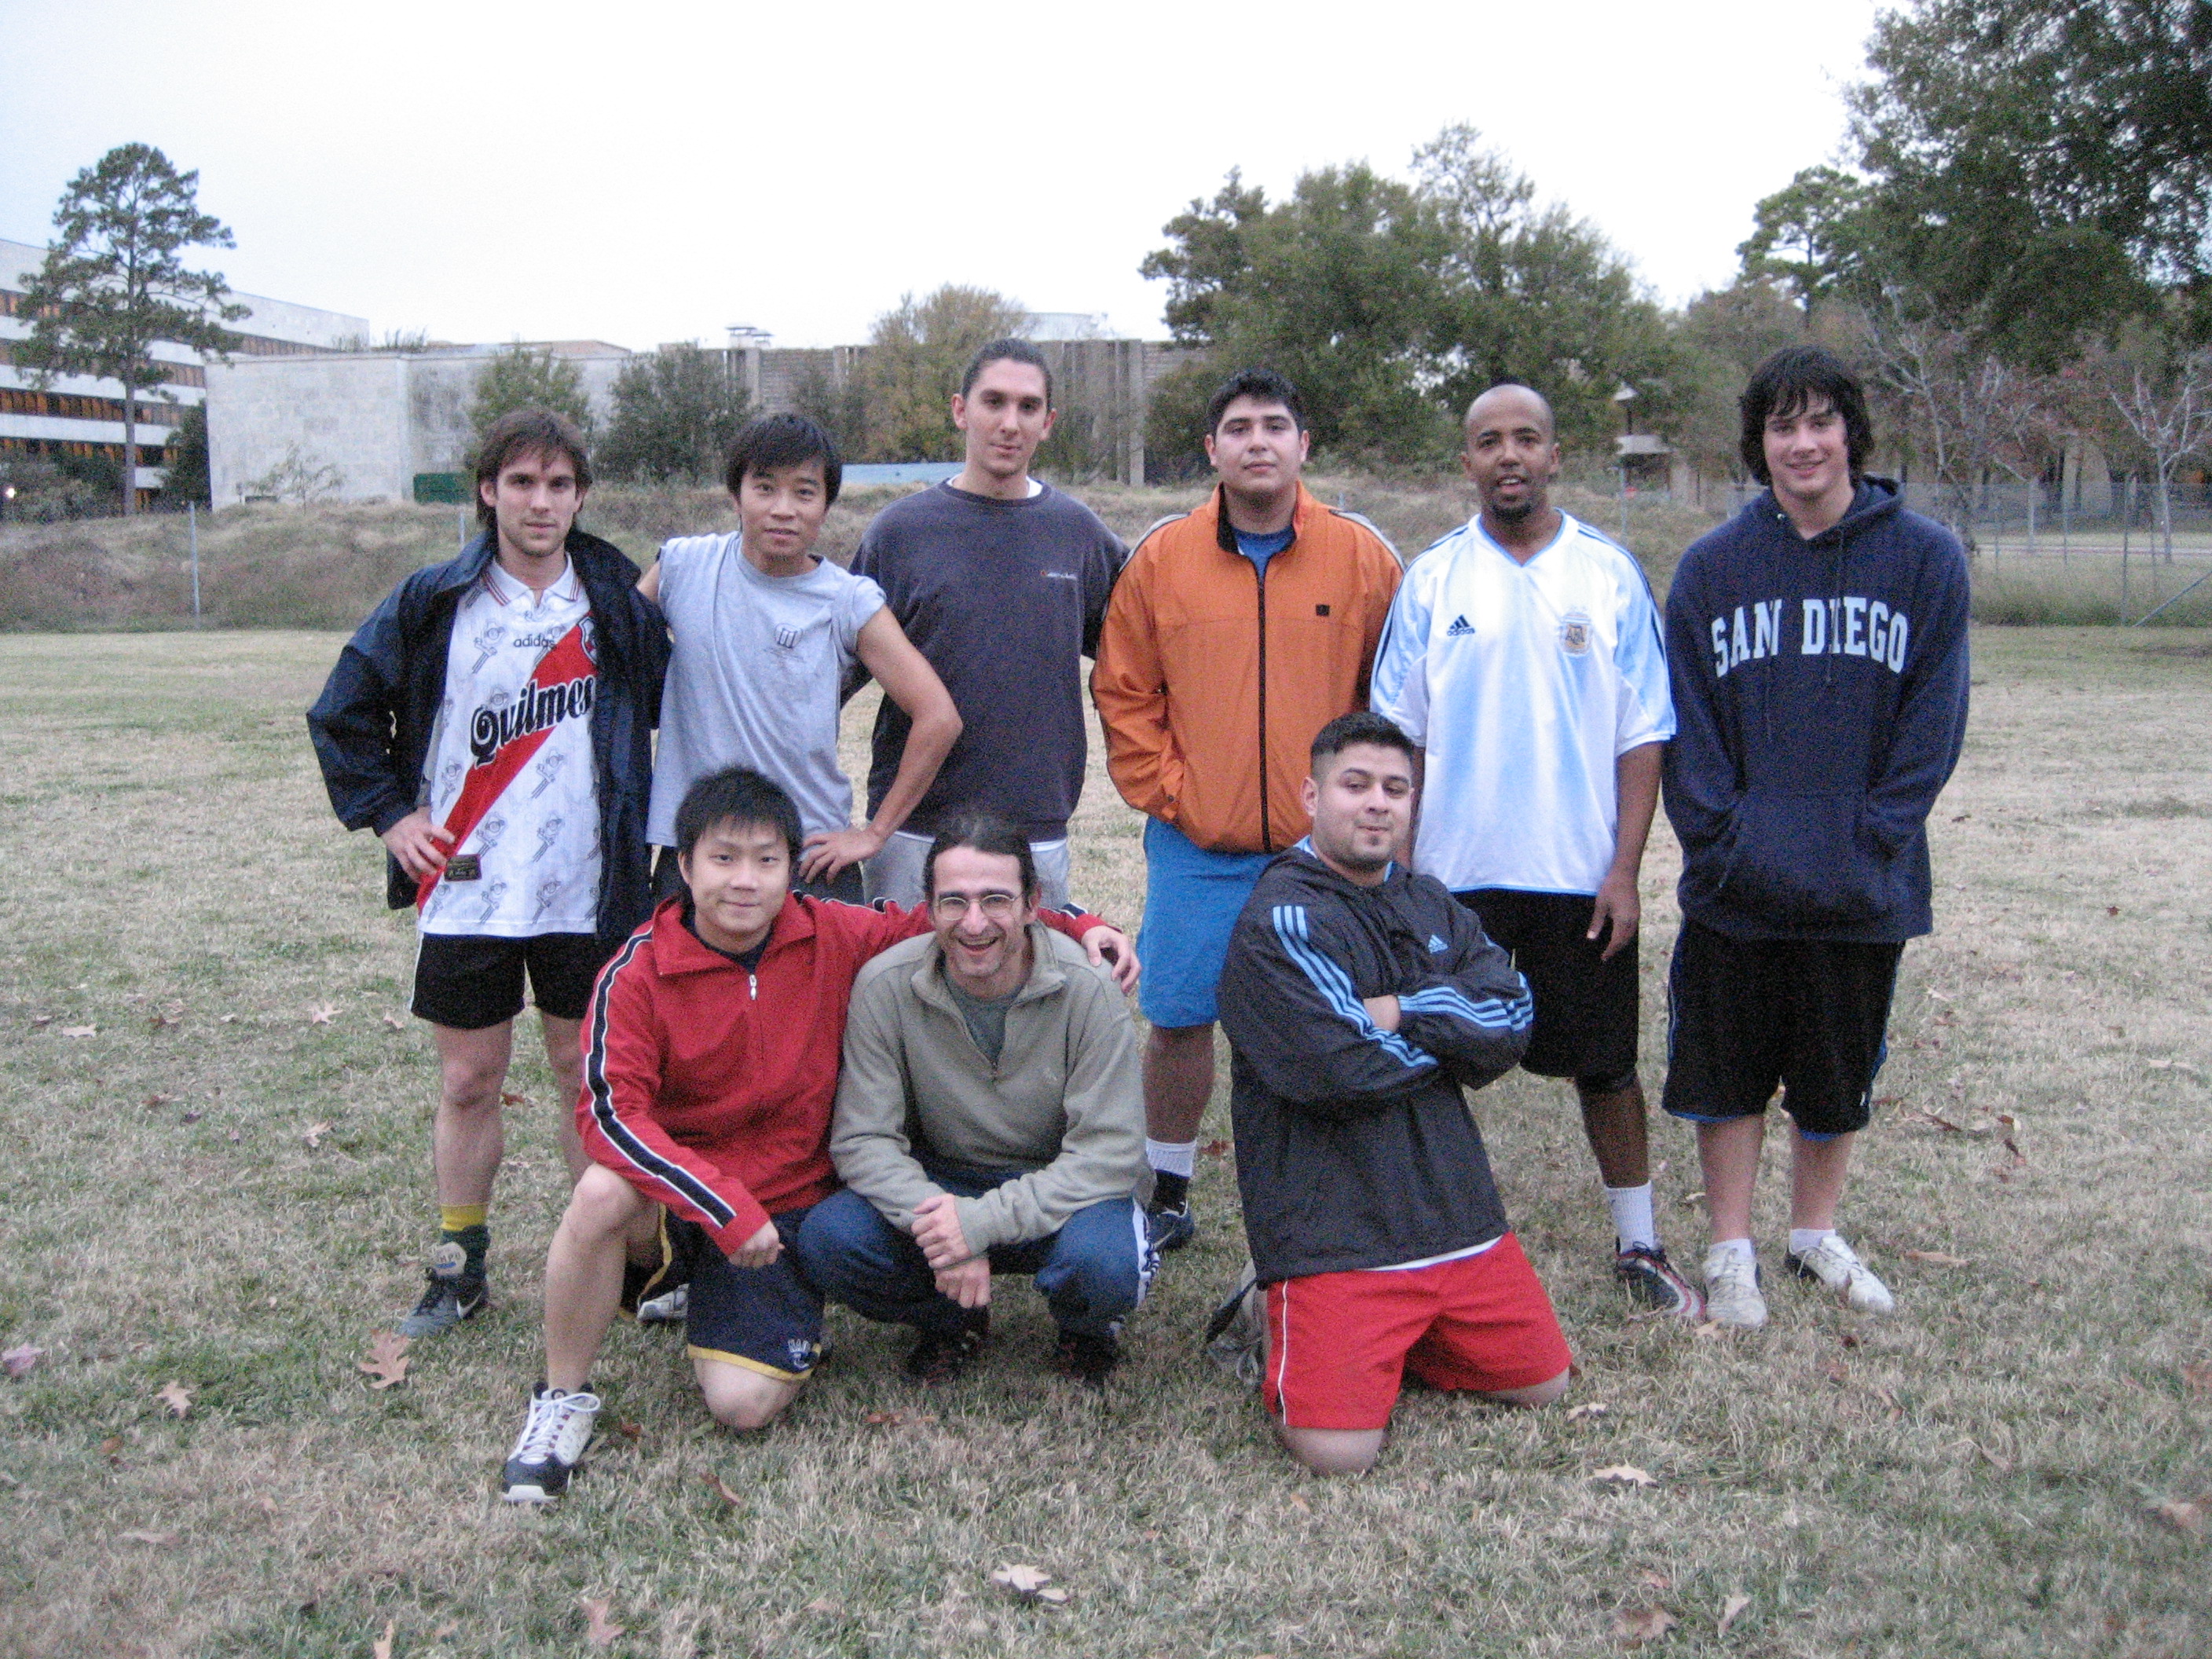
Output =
[
  {"x1": 501, "y1": 1385, "x2": 600, "y2": 1503},
  {"x1": 1785, "y1": 1234, "x2": 1895, "y2": 1313},
  {"x1": 1702, "y1": 1245, "x2": 1768, "y2": 1329},
  {"x1": 636, "y1": 1283, "x2": 689, "y2": 1325}
]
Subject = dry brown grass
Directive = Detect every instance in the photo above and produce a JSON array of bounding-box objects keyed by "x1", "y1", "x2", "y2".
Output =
[{"x1": 1, "y1": 629, "x2": 2208, "y2": 1657}]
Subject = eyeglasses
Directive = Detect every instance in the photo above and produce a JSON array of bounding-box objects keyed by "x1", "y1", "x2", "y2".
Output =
[{"x1": 930, "y1": 891, "x2": 1021, "y2": 922}]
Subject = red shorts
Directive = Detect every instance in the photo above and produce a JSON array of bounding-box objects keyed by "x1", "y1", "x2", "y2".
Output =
[{"x1": 1262, "y1": 1234, "x2": 1573, "y2": 1431}]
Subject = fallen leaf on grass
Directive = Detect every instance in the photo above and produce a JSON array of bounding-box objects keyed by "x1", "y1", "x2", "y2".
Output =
[
  {"x1": 181, "y1": 1111, "x2": 202, "y2": 1124},
  {"x1": 60, "y1": 1025, "x2": 97, "y2": 1038},
  {"x1": 381, "y1": 1013, "x2": 406, "y2": 1031},
  {"x1": 118, "y1": 1530, "x2": 177, "y2": 1546},
  {"x1": 991, "y1": 1563, "x2": 1071, "y2": 1603},
  {"x1": 1903, "y1": 1250, "x2": 1971, "y2": 1266},
  {"x1": 148, "y1": 1012, "x2": 181, "y2": 1031},
  {"x1": 1638, "y1": 1569, "x2": 1671, "y2": 1592},
  {"x1": 2151, "y1": 1498, "x2": 2204, "y2": 1534},
  {"x1": 614, "y1": 1419, "x2": 643, "y2": 1441},
  {"x1": 3, "y1": 1344, "x2": 46, "y2": 1379},
  {"x1": 307, "y1": 1003, "x2": 336, "y2": 1025},
  {"x1": 357, "y1": 1331, "x2": 411, "y2": 1390},
  {"x1": 371, "y1": 1618, "x2": 395, "y2": 1659},
  {"x1": 1198, "y1": 1138, "x2": 1231, "y2": 1157},
  {"x1": 2107, "y1": 904, "x2": 2120, "y2": 917},
  {"x1": 143, "y1": 1093, "x2": 173, "y2": 1110},
  {"x1": 220, "y1": 1014, "x2": 238, "y2": 1024},
  {"x1": 864, "y1": 1409, "x2": 937, "y2": 1429},
  {"x1": 1592, "y1": 1464, "x2": 1658, "y2": 1489},
  {"x1": 2181, "y1": 1363, "x2": 2212, "y2": 1397},
  {"x1": 1613, "y1": 1605, "x2": 1677, "y2": 1643},
  {"x1": 1718, "y1": 1592, "x2": 1751, "y2": 1636},
  {"x1": 156, "y1": 1380, "x2": 192, "y2": 1418},
  {"x1": 703, "y1": 1471, "x2": 743, "y2": 1505},
  {"x1": 1676, "y1": 1190, "x2": 1705, "y2": 1208},
  {"x1": 500, "y1": 1090, "x2": 536, "y2": 1108},
  {"x1": 804, "y1": 1597, "x2": 843, "y2": 1616},
  {"x1": 30, "y1": 1014, "x2": 53, "y2": 1028},
  {"x1": 1566, "y1": 1401, "x2": 1610, "y2": 1422},
  {"x1": 99, "y1": 1436, "x2": 123, "y2": 1464},
  {"x1": 580, "y1": 1596, "x2": 626, "y2": 1647},
  {"x1": 1973, "y1": 1440, "x2": 2013, "y2": 1473},
  {"x1": 302, "y1": 1121, "x2": 331, "y2": 1149},
  {"x1": 1287, "y1": 1491, "x2": 1311, "y2": 1513},
  {"x1": 1691, "y1": 1320, "x2": 1726, "y2": 1340}
]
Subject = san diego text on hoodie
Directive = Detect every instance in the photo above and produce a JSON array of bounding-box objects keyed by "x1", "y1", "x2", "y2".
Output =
[{"x1": 1661, "y1": 478, "x2": 1970, "y2": 944}]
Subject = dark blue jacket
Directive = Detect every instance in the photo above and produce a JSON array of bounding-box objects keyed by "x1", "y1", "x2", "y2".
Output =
[
  {"x1": 1217, "y1": 842, "x2": 1533, "y2": 1284},
  {"x1": 1661, "y1": 479, "x2": 1969, "y2": 943},
  {"x1": 306, "y1": 529, "x2": 669, "y2": 947}
]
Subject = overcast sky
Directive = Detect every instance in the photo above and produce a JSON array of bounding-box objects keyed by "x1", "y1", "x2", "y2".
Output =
[{"x1": 3, "y1": 0, "x2": 1881, "y2": 350}]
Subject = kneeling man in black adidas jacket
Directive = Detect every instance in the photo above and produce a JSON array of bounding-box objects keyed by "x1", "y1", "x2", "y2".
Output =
[{"x1": 1218, "y1": 711, "x2": 1573, "y2": 1474}]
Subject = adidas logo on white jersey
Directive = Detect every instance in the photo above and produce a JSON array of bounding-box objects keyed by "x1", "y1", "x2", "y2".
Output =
[{"x1": 1445, "y1": 615, "x2": 1474, "y2": 637}]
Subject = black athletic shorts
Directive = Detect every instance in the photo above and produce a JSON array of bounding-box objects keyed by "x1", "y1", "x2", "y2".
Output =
[
  {"x1": 1660, "y1": 918, "x2": 1903, "y2": 1138},
  {"x1": 665, "y1": 1210, "x2": 823, "y2": 1382},
  {"x1": 1455, "y1": 889, "x2": 1639, "y2": 1086},
  {"x1": 409, "y1": 931, "x2": 612, "y2": 1030},
  {"x1": 650, "y1": 844, "x2": 862, "y2": 906}
]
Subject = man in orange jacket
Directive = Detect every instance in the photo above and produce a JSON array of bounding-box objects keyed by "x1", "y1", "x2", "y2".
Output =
[{"x1": 1092, "y1": 368, "x2": 1402, "y2": 1249}]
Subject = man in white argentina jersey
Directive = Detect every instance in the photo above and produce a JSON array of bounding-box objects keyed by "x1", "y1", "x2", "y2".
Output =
[
  {"x1": 309, "y1": 408, "x2": 668, "y2": 1339},
  {"x1": 639, "y1": 413, "x2": 961, "y2": 906},
  {"x1": 1369, "y1": 383, "x2": 1701, "y2": 1320}
]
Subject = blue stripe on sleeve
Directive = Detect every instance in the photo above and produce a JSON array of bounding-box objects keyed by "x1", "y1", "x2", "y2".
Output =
[{"x1": 1270, "y1": 904, "x2": 1437, "y2": 1074}]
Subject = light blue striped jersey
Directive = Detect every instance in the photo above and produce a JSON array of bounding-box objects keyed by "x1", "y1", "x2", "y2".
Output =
[{"x1": 1369, "y1": 511, "x2": 1673, "y2": 895}]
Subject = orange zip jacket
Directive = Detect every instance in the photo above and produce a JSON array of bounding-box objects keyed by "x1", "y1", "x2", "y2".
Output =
[{"x1": 1093, "y1": 485, "x2": 1402, "y2": 855}]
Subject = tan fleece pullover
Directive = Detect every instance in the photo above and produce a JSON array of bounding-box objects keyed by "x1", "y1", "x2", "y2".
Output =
[{"x1": 830, "y1": 924, "x2": 1145, "y2": 1254}]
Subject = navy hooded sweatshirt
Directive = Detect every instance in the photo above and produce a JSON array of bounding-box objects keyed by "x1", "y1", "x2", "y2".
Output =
[{"x1": 1661, "y1": 478, "x2": 1969, "y2": 944}]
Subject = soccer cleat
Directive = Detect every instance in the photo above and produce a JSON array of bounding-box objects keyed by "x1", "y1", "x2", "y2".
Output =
[
  {"x1": 1701, "y1": 1245, "x2": 1768, "y2": 1329},
  {"x1": 903, "y1": 1310, "x2": 989, "y2": 1382},
  {"x1": 1785, "y1": 1234, "x2": 1895, "y2": 1313},
  {"x1": 1053, "y1": 1328, "x2": 1121, "y2": 1386},
  {"x1": 636, "y1": 1283, "x2": 689, "y2": 1325},
  {"x1": 1146, "y1": 1200, "x2": 1197, "y2": 1254},
  {"x1": 500, "y1": 1385, "x2": 601, "y2": 1503},
  {"x1": 1613, "y1": 1243, "x2": 1706, "y2": 1322},
  {"x1": 398, "y1": 1243, "x2": 487, "y2": 1338}
]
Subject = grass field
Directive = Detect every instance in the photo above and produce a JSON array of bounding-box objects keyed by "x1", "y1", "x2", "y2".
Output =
[{"x1": 2, "y1": 629, "x2": 2209, "y2": 1657}]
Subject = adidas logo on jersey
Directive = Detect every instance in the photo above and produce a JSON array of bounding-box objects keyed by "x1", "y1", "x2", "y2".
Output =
[
  {"x1": 1445, "y1": 614, "x2": 1474, "y2": 637},
  {"x1": 1427, "y1": 934, "x2": 1449, "y2": 954}
]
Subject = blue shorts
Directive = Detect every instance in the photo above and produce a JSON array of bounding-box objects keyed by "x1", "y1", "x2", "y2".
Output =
[
  {"x1": 1137, "y1": 817, "x2": 1273, "y2": 1028},
  {"x1": 665, "y1": 1209, "x2": 824, "y2": 1383}
]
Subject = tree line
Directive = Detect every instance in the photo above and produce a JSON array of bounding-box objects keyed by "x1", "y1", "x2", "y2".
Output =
[{"x1": 11, "y1": 0, "x2": 2208, "y2": 535}]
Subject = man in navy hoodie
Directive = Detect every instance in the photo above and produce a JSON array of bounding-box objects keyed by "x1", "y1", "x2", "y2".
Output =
[{"x1": 1661, "y1": 346, "x2": 1968, "y2": 1328}]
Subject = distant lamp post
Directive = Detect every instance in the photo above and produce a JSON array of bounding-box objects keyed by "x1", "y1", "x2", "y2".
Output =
[{"x1": 1613, "y1": 383, "x2": 1637, "y2": 539}]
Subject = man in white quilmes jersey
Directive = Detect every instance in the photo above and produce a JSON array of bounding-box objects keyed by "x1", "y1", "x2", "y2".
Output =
[
  {"x1": 1369, "y1": 383, "x2": 1701, "y2": 1320},
  {"x1": 309, "y1": 408, "x2": 668, "y2": 1339}
]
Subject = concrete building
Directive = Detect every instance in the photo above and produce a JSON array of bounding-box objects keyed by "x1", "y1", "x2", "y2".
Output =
[
  {"x1": 0, "y1": 236, "x2": 366, "y2": 504},
  {"x1": 205, "y1": 341, "x2": 629, "y2": 506}
]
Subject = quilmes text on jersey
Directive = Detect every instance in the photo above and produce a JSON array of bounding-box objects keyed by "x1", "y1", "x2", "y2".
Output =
[
  {"x1": 1707, "y1": 597, "x2": 1911, "y2": 679},
  {"x1": 469, "y1": 672, "x2": 596, "y2": 765}
]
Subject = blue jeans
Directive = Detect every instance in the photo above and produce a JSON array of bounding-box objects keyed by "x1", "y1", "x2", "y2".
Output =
[{"x1": 794, "y1": 1167, "x2": 1149, "y2": 1340}]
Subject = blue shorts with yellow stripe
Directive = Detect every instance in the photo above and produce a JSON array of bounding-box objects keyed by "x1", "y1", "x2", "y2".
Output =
[{"x1": 664, "y1": 1207, "x2": 823, "y2": 1383}]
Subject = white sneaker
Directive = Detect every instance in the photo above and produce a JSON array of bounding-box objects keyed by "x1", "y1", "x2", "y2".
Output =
[
  {"x1": 637, "y1": 1283, "x2": 688, "y2": 1325},
  {"x1": 1702, "y1": 1246, "x2": 1768, "y2": 1329},
  {"x1": 501, "y1": 1386, "x2": 600, "y2": 1503},
  {"x1": 1785, "y1": 1234, "x2": 1895, "y2": 1313}
]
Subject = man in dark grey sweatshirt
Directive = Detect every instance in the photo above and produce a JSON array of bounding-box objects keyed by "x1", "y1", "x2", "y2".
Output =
[{"x1": 847, "y1": 340, "x2": 1126, "y2": 909}]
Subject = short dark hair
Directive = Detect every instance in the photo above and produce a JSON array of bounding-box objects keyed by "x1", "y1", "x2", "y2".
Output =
[
  {"x1": 1207, "y1": 368, "x2": 1306, "y2": 436},
  {"x1": 673, "y1": 766, "x2": 802, "y2": 862},
  {"x1": 960, "y1": 338, "x2": 1053, "y2": 408},
  {"x1": 474, "y1": 408, "x2": 592, "y2": 530},
  {"x1": 1311, "y1": 709, "x2": 1417, "y2": 771},
  {"x1": 924, "y1": 809, "x2": 1037, "y2": 903},
  {"x1": 1739, "y1": 346, "x2": 1873, "y2": 485},
  {"x1": 723, "y1": 412, "x2": 843, "y2": 505}
]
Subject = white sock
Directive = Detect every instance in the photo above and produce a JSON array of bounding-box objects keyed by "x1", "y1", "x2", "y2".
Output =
[
  {"x1": 1708, "y1": 1236, "x2": 1756, "y2": 1263},
  {"x1": 1144, "y1": 1138, "x2": 1196, "y2": 1179},
  {"x1": 1603, "y1": 1183, "x2": 1659, "y2": 1253},
  {"x1": 1789, "y1": 1227, "x2": 1836, "y2": 1258}
]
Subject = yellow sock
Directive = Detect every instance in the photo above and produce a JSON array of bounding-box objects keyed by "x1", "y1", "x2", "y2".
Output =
[{"x1": 440, "y1": 1203, "x2": 488, "y2": 1234}]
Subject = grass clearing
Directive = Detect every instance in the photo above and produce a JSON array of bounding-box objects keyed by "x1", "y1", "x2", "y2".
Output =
[{"x1": 1, "y1": 628, "x2": 2209, "y2": 1657}]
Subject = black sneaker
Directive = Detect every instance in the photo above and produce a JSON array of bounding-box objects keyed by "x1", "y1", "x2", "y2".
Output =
[
  {"x1": 1053, "y1": 1328, "x2": 1120, "y2": 1386},
  {"x1": 903, "y1": 1310, "x2": 989, "y2": 1382},
  {"x1": 500, "y1": 1384, "x2": 600, "y2": 1503},
  {"x1": 1614, "y1": 1243, "x2": 1705, "y2": 1321},
  {"x1": 1146, "y1": 1200, "x2": 1197, "y2": 1254},
  {"x1": 398, "y1": 1243, "x2": 487, "y2": 1338}
]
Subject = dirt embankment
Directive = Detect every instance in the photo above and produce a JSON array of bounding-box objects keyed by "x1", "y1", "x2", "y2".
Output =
[{"x1": 0, "y1": 478, "x2": 1714, "y2": 632}]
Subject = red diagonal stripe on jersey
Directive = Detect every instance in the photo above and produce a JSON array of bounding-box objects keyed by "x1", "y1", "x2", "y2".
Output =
[{"x1": 417, "y1": 620, "x2": 594, "y2": 909}]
